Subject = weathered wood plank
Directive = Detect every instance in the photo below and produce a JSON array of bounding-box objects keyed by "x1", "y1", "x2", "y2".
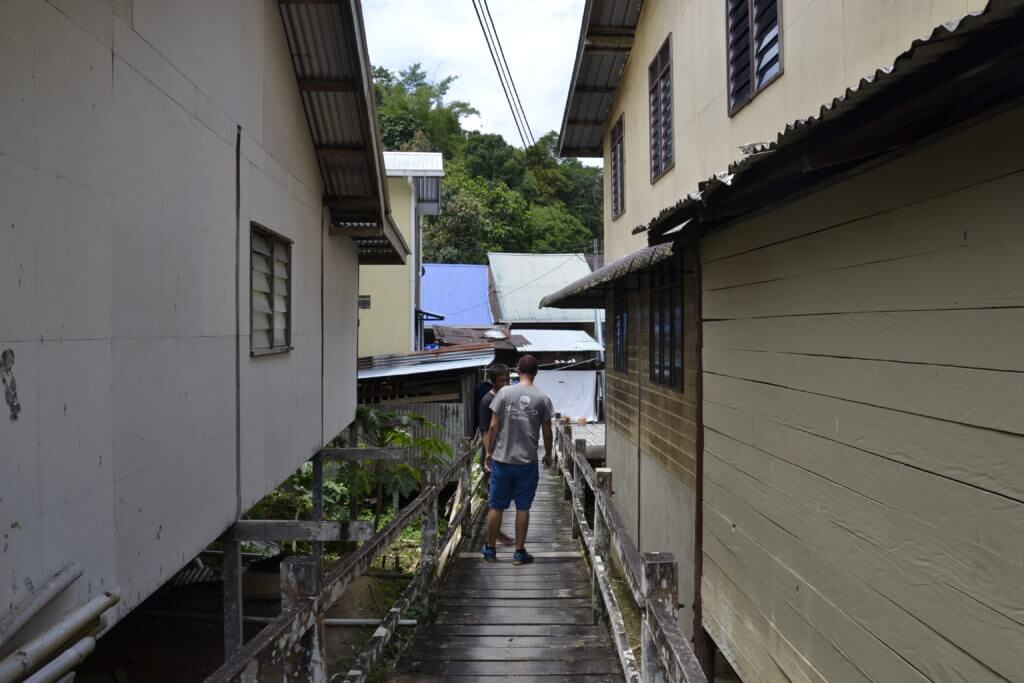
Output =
[
  {"x1": 702, "y1": 168, "x2": 1024, "y2": 292},
  {"x1": 700, "y1": 108, "x2": 1024, "y2": 263},
  {"x1": 705, "y1": 401, "x2": 1024, "y2": 563},
  {"x1": 438, "y1": 588, "x2": 591, "y2": 599},
  {"x1": 440, "y1": 598, "x2": 593, "y2": 609},
  {"x1": 702, "y1": 309, "x2": 1024, "y2": 372},
  {"x1": 705, "y1": 373, "x2": 1024, "y2": 501},
  {"x1": 435, "y1": 608, "x2": 595, "y2": 625},
  {"x1": 702, "y1": 237, "x2": 1024, "y2": 319},
  {"x1": 397, "y1": 659, "x2": 623, "y2": 675},
  {"x1": 706, "y1": 438, "x2": 1024, "y2": 628},
  {"x1": 224, "y1": 520, "x2": 373, "y2": 542},
  {"x1": 704, "y1": 463, "x2": 1024, "y2": 679},
  {"x1": 403, "y1": 635, "x2": 612, "y2": 649},
  {"x1": 421, "y1": 624, "x2": 611, "y2": 637},
  {"x1": 704, "y1": 347, "x2": 1024, "y2": 435},
  {"x1": 399, "y1": 644, "x2": 616, "y2": 661}
]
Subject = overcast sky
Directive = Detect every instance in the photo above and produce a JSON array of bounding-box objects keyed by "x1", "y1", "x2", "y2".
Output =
[{"x1": 363, "y1": 0, "x2": 586, "y2": 150}]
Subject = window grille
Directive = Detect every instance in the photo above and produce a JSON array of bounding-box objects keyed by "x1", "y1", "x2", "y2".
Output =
[
  {"x1": 610, "y1": 116, "x2": 626, "y2": 218},
  {"x1": 649, "y1": 252, "x2": 683, "y2": 389}
]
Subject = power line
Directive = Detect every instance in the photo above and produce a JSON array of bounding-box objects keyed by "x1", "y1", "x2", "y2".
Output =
[
  {"x1": 481, "y1": 0, "x2": 535, "y2": 145},
  {"x1": 471, "y1": 0, "x2": 534, "y2": 148},
  {"x1": 471, "y1": 0, "x2": 528, "y2": 148}
]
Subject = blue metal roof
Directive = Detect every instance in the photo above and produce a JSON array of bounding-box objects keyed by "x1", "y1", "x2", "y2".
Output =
[{"x1": 421, "y1": 264, "x2": 493, "y2": 327}]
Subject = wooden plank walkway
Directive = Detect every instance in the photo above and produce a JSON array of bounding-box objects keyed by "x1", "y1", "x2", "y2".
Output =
[{"x1": 392, "y1": 469, "x2": 624, "y2": 681}]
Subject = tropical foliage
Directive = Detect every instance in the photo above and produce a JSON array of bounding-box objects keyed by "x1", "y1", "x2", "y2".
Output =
[{"x1": 372, "y1": 64, "x2": 604, "y2": 263}]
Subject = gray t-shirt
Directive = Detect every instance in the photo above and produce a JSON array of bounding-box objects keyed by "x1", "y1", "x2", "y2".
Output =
[{"x1": 490, "y1": 384, "x2": 554, "y2": 465}]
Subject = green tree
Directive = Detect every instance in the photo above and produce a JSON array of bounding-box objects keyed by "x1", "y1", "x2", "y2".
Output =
[
  {"x1": 373, "y1": 64, "x2": 477, "y2": 158},
  {"x1": 528, "y1": 203, "x2": 593, "y2": 253},
  {"x1": 463, "y1": 131, "x2": 526, "y2": 190}
]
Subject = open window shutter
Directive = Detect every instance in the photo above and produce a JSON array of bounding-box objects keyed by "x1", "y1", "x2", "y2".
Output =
[
  {"x1": 727, "y1": 0, "x2": 753, "y2": 111},
  {"x1": 753, "y1": 0, "x2": 781, "y2": 89}
]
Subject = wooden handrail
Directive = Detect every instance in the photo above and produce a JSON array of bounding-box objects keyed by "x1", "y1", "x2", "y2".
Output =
[
  {"x1": 553, "y1": 422, "x2": 707, "y2": 683},
  {"x1": 206, "y1": 440, "x2": 480, "y2": 682}
]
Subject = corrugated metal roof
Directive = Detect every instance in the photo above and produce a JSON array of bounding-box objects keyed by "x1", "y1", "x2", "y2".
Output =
[
  {"x1": 540, "y1": 242, "x2": 673, "y2": 309},
  {"x1": 512, "y1": 329, "x2": 603, "y2": 353},
  {"x1": 558, "y1": 0, "x2": 643, "y2": 157},
  {"x1": 421, "y1": 264, "x2": 493, "y2": 327},
  {"x1": 636, "y1": 0, "x2": 1024, "y2": 240},
  {"x1": 357, "y1": 344, "x2": 494, "y2": 380},
  {"x1": 488, "y1": 253, "x2": 604, "y2": 323},
  {"x1": 277, "y1": 0, "x2": 408, "y2": 264},
  {"x1": 384, "y1": 152, "x2": 445, "y2": 177}
]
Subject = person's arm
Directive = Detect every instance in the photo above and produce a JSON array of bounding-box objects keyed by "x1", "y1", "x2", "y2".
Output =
[
  {"x1": 485, "y1": 412, "x2": 500, "y2": 471},
  {"x1": 541, "y1": 420, "x2": 553, "y2": 469}
]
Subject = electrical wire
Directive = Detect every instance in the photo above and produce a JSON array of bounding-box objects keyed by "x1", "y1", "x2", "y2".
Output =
[
  {"x1": 436, "y1": 254, "x2": 584, "y2": 319},
  {"x1": 471, "y1": 0, "x2": 529, "y2": 148},
  {"x1": 481, "y1": 0, "x2": 535, "y2": 145}
]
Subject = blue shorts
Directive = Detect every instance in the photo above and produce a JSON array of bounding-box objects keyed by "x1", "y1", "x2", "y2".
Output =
[{"x1": 489, "y1": 460, "x2": 540, "y2": 511}]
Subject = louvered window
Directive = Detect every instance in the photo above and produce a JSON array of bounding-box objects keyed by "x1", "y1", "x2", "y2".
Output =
[
  {"x1": 610, "y1": 116, "x2": 625, "y2": 218},
  {"x1": 728, "y1": 0, "x2": 782, "y2": 115},
  {"x1": 649, "y1": 251, "x2": 683, "y2": 390},
  {"x1": 251, "y1": 224, "x2": 292, "y2": 354},
  {"x1": 648, "y1": 36, "x2": 673, "y2": 182},
  {"x1": 613, "y1": 282, "x2": 628, "y2": 372}
]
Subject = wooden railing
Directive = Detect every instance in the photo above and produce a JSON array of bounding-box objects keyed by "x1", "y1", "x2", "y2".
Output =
[
  {"x1": 206, "y1": 438, "x2": 483, "y2": 683},
  {"x1": 553, "y1": 422, "x2": 707, "y2": 683}
]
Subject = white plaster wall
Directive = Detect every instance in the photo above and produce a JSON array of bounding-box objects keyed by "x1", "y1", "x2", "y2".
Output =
[{"x1": 0, "y1": 0, "x2": 358, "y2": 648}]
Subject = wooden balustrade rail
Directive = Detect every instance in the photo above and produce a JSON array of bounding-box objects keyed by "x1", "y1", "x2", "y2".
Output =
[
  {"x1": 206, "y1": 438, "x2": 481, "y2": 682},
  {"x1": 553, "y1": 421, "x2": 706, "y2": 683}
]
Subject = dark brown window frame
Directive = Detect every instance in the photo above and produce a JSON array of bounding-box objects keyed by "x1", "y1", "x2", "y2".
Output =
[
  {"x1": 250, "y1": 222, "x2": 293, "y2": 357},
  {"x1": 610, "y1": 115, "x2": 626, "y2": 219},
  {"x1": 648, "y1": 35, "x2": 674, "y2": 183},
  {"x1": 727, "y1": 0, "x2": 784, "y2": 116},
  {"x1": 612, "y1": 281, "x2": 628, "y2": 372},
  {"x1": 649, "y1": 251, "x2": 683, "y2": 390}
]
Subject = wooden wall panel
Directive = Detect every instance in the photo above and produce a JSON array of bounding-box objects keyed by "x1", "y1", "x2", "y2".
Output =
[{"x1": 698, "y1": 108, "x2": 1024, "y2": 681}]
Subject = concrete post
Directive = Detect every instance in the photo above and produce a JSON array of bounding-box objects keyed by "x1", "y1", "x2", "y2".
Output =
[
  {"x1": 592, "y1": 468, "x2": 612, "y2": 624},
  {"x1": 280, "y1": 556, "x2": 325, "y2": 682},
  {"x1": 641, "y1": 552, "x2": 678, "y2": 683},
  {"x1": 222, "y1": 540, "x2": 243, "y2": 660}
]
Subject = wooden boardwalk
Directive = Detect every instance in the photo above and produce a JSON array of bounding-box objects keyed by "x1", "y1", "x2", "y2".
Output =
[{"x1": 392, "y1": 468, "x2": 624, "y2": 681}]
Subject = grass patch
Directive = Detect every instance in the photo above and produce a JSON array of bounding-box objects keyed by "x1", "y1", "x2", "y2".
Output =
[{"x1": 609, "y1": 554, "x2": 643, "y2": 667}]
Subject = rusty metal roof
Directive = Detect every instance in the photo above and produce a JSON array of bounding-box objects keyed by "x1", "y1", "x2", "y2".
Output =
[
  {"x1": 636, "y1": 0, "x2": 1024, "y2": 241},
  {"x1": 540, "y1": 242, "x2": 673, "y2": 309},
  {"x1": 557, "y1": 0, "x2": 643, "y2": 157},
  {"x1": 277, "y1": 0, "x2": 408, "y2": 264}
]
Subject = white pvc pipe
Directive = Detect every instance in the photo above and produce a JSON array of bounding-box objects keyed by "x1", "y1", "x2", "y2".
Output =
[
  {"x1": 0, "y1": 590, "x2": 118, "y2": 683},
  {"x1": 0, "y1": 564, "x2": 83, "y2": 650},
  {"x1": 22, "y1": 636, "x2": 95, "y2": 683}
]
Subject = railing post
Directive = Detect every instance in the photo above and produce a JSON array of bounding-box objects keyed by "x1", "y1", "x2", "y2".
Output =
[
  {"x1": 311, "y1": 452, "x2": 324, "y2": 577},
  {"x1": 571, "y1": 438, "x2": 587, "y2": 540},
  {"x1": 641, "y1": 552, "x2": 678, "y2": 683},
  {"x1": 420, "y1": 470, "x2": 439, "y2": 618},
  {"x1": 592, "y1": 467, "x2": 612, "y2": 624},
  {"x1": 222, "y1": 540, "x2": 243, "y2": 660},
  {"x1": 561, "y1": 425, "x2": 574, "y2": 502},
  {"x1": 461, "y1": 442, "x2": 475, "y2": 541},
  {"x1": 280, "y1": 556, "x2": 325, "y2": 682}
]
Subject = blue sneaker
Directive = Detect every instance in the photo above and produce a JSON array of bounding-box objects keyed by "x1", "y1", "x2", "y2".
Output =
[
  {"x1": 482, "y1": 544, "x2": 497, "y2": 562},
  {"x1": 512, "y1": 549, "x2": 534, "y2": 566}
]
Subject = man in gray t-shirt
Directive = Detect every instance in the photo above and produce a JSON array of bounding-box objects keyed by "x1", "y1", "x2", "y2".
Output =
[{"x1": 482, "y1": 355, "x2": 554, "y2": 565}]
